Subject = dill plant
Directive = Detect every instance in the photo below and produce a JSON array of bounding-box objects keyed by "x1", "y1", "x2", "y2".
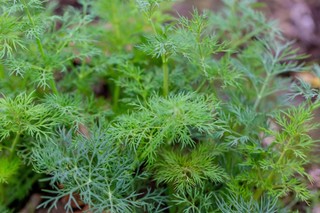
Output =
[{"x1": 0, "y1": 0, "x2": 320, "y2": 212}]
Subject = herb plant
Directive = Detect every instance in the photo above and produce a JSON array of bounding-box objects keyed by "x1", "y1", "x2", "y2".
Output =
[{"x1": 1, "y1": 0, "x2": 320, "y2": 212}]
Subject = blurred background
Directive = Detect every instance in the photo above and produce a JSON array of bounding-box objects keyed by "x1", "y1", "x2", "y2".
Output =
[
  {"x1": 57, "y1": 0, "x2": 320, "y2": 60},
  {"x1": 177, "y1": 0, "x2": 320, "y2": 62}
]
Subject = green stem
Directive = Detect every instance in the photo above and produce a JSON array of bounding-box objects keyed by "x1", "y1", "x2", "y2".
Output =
[
  {"x1": 21, "y1": 0, "x2": 46, "y2": 59},
  {"x1": 21, "y1": 0, "x2": 58, "y2": 94},
  {"x1": 196, "y1": 79, "x2": 207, "y2": 93},
  {"x1": 253, "y1": 73, "x2": 272, "y2": 111},
  {"x1": 148, "y1": 18, "x2": 157, "y2": 35},
  {"x1": 253, "y1": 138, "x2": 290, "y2": 200},
  {"x1": 49, "y1": 78, "x2": 58, "y2": 95},
  {"x1": 230, "y1": 26, "x2": 267, "y2": 50},
  {"x1": 168, "y1": 185, "x2": 177, "y2": 213},
  {"x1": 253, "y1": 168, "x2": 275, "y2": 200},
  {"x1": 10, "y1": 133, "x2": 20, "y2": 154},
  {"x1": 107, "y1": 185, "x2": 115, "y2": 213},
  {"x1": 113, "y1": 83, "x2": 120, "y2": 111},
  {"x1": 35, "y1": 38, "x2": 46, "y2": 59},
  {"x1": 162, "y1": 55, "x2": 169, "y2": 97}
]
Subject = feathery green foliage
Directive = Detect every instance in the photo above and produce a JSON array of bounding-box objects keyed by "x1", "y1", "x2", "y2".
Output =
[
  {"x1": 0, "y1": 157, "x2": 20, "y2": 184},
  {"x1": 152, "y1": 143, "x2": 228, "y2": 193},
  {"x1": 216, "y1": 193, "x2": 278, "y2": 213},
  {"x1": 32, "y1": 126, "x2": 166, "y2": 212},
  {"x1": 0, "y1": 92, "x2": 58, "y2": 141},
  {"x1": 1, "y1": 0, "x2": 320, "y2": 212},
  {"x1": 109, "y1": 93, "x2": 217, "y2": 163}
]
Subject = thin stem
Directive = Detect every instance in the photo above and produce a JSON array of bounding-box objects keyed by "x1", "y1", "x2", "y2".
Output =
[
  {"x1": 107, "y1": 185, "x2": 114, "y2": 213},
  {"x1": 230, "y1": 25, "x2": 268, "y2": 50},
  {"x1": 148, "y1": 18, "x2": 158, "y2": 35},
  {"x1": 253, "y1": 73, "x2": 272, "y2": 111},
  {"x1": 21, "y1": 0, "x2": 59, "y2": 94},
  {"x1": 0, "y1": 145, "x2": 10, "y2": 151},
  {"x1": 196, "y1": 30, "x2": 203, "y2": 57},
  {"x1": 196, "y1": 79, "x2": 207, "y2": 93},
  {"x1": 162, "y1": 55, "x2": 169, "y2": 97},
  {"x1": 254, "y1": 137, "x2": 292, "y2": 200},
  {"x1": 168, "y1": 186, "x2": 177, "y2": 213},
  {"x1": 21, "y1": 0, "x2": 46, "y2": 59},
  {"x1": 253, "y1": 180, "x2": 268, "y2": 200},
  {"x1": 10, "y1": 133, "x2": 20, "y2": 154},
  {"x1": 147, "y1": 13, "x2": 168, "y2": 97},
  {"x1": 49, "y1": 78, "x2": 59, "y2": 95},
  {"x1": 113, "y1": 83, "x2": 120, "y2": 111},
  {"x1": 35, "y1": 37, "x2": 46, "y2": 59},
  {"x1": 253, "y1": 167, "x2": 276, "y2": 200}
]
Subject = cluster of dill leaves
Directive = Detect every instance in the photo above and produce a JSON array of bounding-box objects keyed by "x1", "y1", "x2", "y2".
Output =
[{"x1": 1, "y1": 0, "x2": 320, "y2": 212}]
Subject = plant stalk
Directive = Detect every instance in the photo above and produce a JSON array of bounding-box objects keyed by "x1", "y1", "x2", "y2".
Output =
[
  {"x1": 21, "y1": 0, "x2": 46, "y2": 59},
  {"x1": 10, "y1": 133, "x2": 20, "y2": 154},
  {"x1": 253, "y1": 138, "x2": 290, "y2": 200},
  {"x1": 49, "y1": 78, "x2": 58, "y2": 95},
  {"x1": 162, "y1": 55, "x2": 169, "y2": 97},
  {"x1": 148, "y1": 18, "x2": 158, "y2": 35},
  {"x1": 113, "y1": 83, "x2": 120, "y2": 111},
  {"x1": 21, "y1": 0, "x2": 58, "y2": 94},
  {"x1": 196, "y1": 79, "x2": 207, "y2": 93},
  {"x1": 253, "y1": 73, "x2": 271, "y2": 111},
  {"x1": 168, "y1": 185, "x2": 177, "y2": 213}
]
